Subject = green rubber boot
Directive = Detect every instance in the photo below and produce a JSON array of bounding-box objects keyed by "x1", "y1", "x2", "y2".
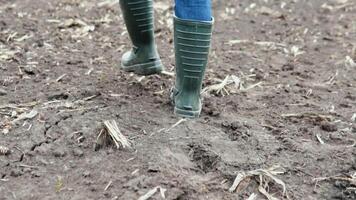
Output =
[
  {"x1": 119, "y1": 0, "x2": 163, "y2": 75},
  {"x1": 172, "y1": 17, "x2": 213, "y2": 118}
]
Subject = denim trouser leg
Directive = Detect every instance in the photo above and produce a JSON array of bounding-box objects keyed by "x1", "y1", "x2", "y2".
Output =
[{"x1": 175, "y1": 0, "x2": 212, "y2": 21}]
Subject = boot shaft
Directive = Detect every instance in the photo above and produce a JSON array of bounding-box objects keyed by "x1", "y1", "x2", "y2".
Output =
[
  {"x1": 119, "y1": 0, "x2": 163, "y2": 75},
  {"x1": 120, "y1": 0, "x2": 155, "y2": 46},
  {"x1": 173, "y1": 17, "x2": 213, "y2": 118},
  {"x1": 174, "y1": 17, "x2": 213, "y2": 93}
]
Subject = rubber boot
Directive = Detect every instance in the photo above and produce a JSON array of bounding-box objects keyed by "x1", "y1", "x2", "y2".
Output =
[
  {"x1": 172, "y1": 16, "x2": 213, "y2": 118},
  {"x1": 119, "y1": 0, "x2": 163, "y2": 75}
]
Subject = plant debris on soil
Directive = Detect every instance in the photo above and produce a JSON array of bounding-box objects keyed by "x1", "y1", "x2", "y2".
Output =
[{"x1": 0, "y1": 0, "x2": 356, "y2": 199}]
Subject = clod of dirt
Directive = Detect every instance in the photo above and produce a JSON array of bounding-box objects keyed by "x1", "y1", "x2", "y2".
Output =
[
  {"x1": 329, "y1": 132, "x2": 343, "y2": 141},
  {"x1": 188, "y1": 143, "x2": 220, "y2": 173},
  {"x1": 203, "y1": 100, "x2": 221, "y2": 117},
  {"x1": 23, "y1": 65, "x2": 36, "y2": 75},
  {"x1": 282, "y1": 63, "x2": 295, "y2": 71},
  {"x1": 147, "y1": 163, "x2": 161, "y2": 173},
  {"x1": 278, "y1": 135, "x2": 301, "y2": 152},
  {"x1": 82, "y1": 171, "x2": 91, "y2": 178},
  {"x1": 72, "y1": 148, "x2": 84, "y2": 157},
  {"x1": 52, "y1": 147, "x2": 67, "y2": 158},
  {"x1": 47, "y1": 92, "x2": 69, "y2": 101},
  {"x1": 0, "y1": 88, "x2": 7, "y2": 96},
  {"x1": 221, "y1": 121, "x2": 251, "y2": 141},
  {"x1": 334, "y1": 180, "x2": 356, "y2": 200},
  {"x1": 31, "y1": 171, "x2": 41, "y2": 178},
  {"x1": 351, "y1": 125, "x2": 356, "y2": 133},
  {"x1": 345, "y1": 94, "x2": 356, "y2": 101},
  {"x1": 10, "y1": 169, "x2": 23, "y2": 177},
  {"x1": 320, "y1": 122, "x2": 338, "y2": 132},
  {"x1": 165, "y1": 188, "x2": 186, "y2": 199},
  {"x1": 83, "y1": 180, "x2": 94, "y2": 186},
  {"x1": 34, "y1": 143, "x2": 51, "y2": 154},
  {"x1": 230, "y1": 121, "x2": 243, "y2": 130},
  {"x1": 66, "y1": 60, "x2": 84, "y2": 65}
]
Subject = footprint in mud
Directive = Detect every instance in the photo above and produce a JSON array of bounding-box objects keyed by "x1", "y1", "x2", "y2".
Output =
[
  {"x1": 221, "y1": 121, "x2": 251, "y2": 141},
  {"x1": 187, "y1": 143, "x2": 220, "y2": 173}
]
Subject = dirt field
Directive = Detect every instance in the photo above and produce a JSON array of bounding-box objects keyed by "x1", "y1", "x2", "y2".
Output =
[{"x1": 1, "y1": 0, "x2": 356, "y2": 199}]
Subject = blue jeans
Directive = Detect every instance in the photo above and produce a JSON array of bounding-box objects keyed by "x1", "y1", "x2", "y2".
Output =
[{"x1": 175, "y1": 0, "x2": 212, "y2": 21}]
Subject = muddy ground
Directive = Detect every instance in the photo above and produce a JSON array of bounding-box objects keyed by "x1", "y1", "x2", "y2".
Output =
[{"x1": 1, "y1": 0, "x2": 356, "y2": 199}]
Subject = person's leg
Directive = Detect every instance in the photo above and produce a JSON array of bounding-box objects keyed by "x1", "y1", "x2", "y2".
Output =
[
  {"x1": 172, "y1": 0, "x2": 213, "y2": 118},
  {"x1": 119, "y1": 0, "x2": 163, "y2": 75},
  {"x1": 175, "y1": 0, "x2": 212, "y2": 21}
]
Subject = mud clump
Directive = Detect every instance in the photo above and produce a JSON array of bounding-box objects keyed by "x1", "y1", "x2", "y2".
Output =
[
  {"x1": 203, "y1": 100, "x2": 221, "y2": 117},
  {"x1": 320, "y1": 122, "x2": 338, "y2": 132},
  {"x1": 188, "y1": 143, "x2": 220, "y2": 173},
  {"x1": 333, "y1": 180, "x2": 356, "y2": 200},
  {"x1": 221, "y1": 121, "x2": 251, "y2": 141}
]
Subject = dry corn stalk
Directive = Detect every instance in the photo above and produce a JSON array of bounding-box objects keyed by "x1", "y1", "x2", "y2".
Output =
[
  {"x1": 314, "y1": 172, "x2": 356, "y2": 187},
  {"x1": 202, "y1": 75, "x2": 233, "y2": 96},
  {"x1": 98, "y1": 0, "x2": 119, "y2": 7},
  {"x1": 55, "y1": 18, "x2": 95, "y2": 38},
  {"x1": 227, "y1": 40, "x2": 287, "y2": 48},
  {"x1": 96, "y1": 120, "x2": 132, "y2": 149},
  {"x1": 138, "y1": 186, "x2": 166, "y2": 200},
  {"x1": 281, "y1": 112, "x2": 333, "y2": 121},
  {"x1": 345, "y1": 56, "x2": 356, "y2": 68},
  {"x1": 351, "y1": 113, "x2": 356, "y2": 122},
  {"x1": 11, "y1": 109, "x2": 38, "y2": 124},
  {"x1": 202, "y1": 74, "x2": 262, "y2": 96},
  {"x1": 0, "y1": 48, "x2": 18, "y2": 61},
  {"x1": 229, "y1": 165, "x2": 286, "y2": 200}
]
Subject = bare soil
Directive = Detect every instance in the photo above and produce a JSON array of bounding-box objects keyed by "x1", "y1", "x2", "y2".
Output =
[{"x1": 1, "y1": 0, "x2": 356, "y2": 199}]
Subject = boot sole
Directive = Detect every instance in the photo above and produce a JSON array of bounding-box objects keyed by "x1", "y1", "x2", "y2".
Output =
[
  {"x1": 171, "y1": 89, "x2": 202, "y2": 119},
  {"x1": 121, "y1": 60, "x2": 163, "y2": 75},
  {"x1": 174, "y1": 106, "x2": 201, "y2": 119}
]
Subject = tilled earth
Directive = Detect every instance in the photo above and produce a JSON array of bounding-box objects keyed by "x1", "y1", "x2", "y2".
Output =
[{"x1": 1, "y1": 0, "x2": 356, "y2": 199}]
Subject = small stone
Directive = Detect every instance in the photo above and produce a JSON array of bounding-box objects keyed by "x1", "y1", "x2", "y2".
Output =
[
  {"x1": 211, "y1": 110, "x2": 221, "y2": 117},
  {"x1": 320, "y1": 122, "x2": 337, "y2": 132},
  {"x1": 0, "y1": 88, "x2": 7, "y2": 96},
  {"x1": 47, "y1": 92, "x2": 69, "y2": 101},
  {"x1": 334, "y1": 180, "x2": 348, "y2": 189},
  {"x1": 72, "y1": 148, "x2": 84, "y2": 157},
  {"x1": 53, "y1": 148, "x2": 67, "y2": 157},
  {"x1": 31, "y1": 171, "x2": 41, "y2": 178},
  {"x1": 221, "y1": 121, "x2": 230, "y2": 128},
  {"x1": 35, "y1": 143, "x2": 51, "y2": 155},
  {"x1": 2, "y1": 129, "x2": 9, "y2": 135},
  {"x1": 82, "y1": 171, "x2": 91, "y2": 178},
  {"x1": 329, "y1": 132, "x2": 342, "y2": 141},
  {"x1": 147, "y1": 163, "x2": 160, "y2": 173},
  {"x1": 351, "y1": 125, "x2": 356, "y2": 133},
  {"x1": 103, "y1": 192, "x2": 111, "y2": 198},
  {"x1": 230, "y1": 121, "x2": 242, "y2": 130},
  {"x1": 10, "y1": 169, "x2": 23, "y2": 177},
  {"x1": 83, "y1": 180, "x2": 93, "y2": 185},
  {"x1": 22, "y1": 168, "x2": 32, "y2": 173},
  {"x1": 23, "y1": 65, "x2": 36, "y2": 75},
  {"x1": 282, "y1": 63, "x2": 294, "y2": 71}
]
